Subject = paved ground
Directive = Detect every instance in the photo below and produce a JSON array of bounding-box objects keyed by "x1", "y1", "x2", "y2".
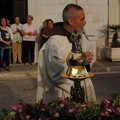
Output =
[
  {"x1": 91, "y1": 72, "x2": 120, "y2": 103},
  {"x1": 91, "y1": 60, "x2": 120, "y2": 73},
  {"x1": 0, "y1": 64, "x2": 37, "y2": 111},
  {"x1": 0, "y1": 60, "x2": 120, "y2": 111}
]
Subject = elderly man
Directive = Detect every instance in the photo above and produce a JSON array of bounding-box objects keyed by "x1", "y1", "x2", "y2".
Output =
[
  {"x1": 37, "y1": 4, "x2": 96, "y2": 104},
  {"x1": 11, "y1": 17, "x2": 23, "y2": 64}
]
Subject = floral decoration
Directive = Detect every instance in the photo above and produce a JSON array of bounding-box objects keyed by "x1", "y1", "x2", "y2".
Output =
[{"x1": 0, "y1": 94, "x2": 120, "y2": 120}]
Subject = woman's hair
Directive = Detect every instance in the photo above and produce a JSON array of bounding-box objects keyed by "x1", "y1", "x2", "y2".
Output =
[
  {"x1": 0, "y1": 18, "x2": 7, "y2": 23},
  {"x1": 62, "y1": 4, "x2": 83, "y2": 23},
  {"x1": 0, "y1": 18, "x2": 7, "y2": 25},
  {"x1": 15, "y1": 17, "x2": 20, "y2": 20},
  {"x1": 47, "y1": 19, "x2": 53, "y2": 25},
  {"x1": 27, "y1": 15, "x2": 33, "y2": 20}
]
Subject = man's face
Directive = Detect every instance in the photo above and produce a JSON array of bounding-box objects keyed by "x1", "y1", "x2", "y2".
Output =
[
  {"x1": 70, "y1": 10, "x2": 86, "y2": 30},
  {"x1": 15, "y1": 18, "x2": 20, "y2": 24}
]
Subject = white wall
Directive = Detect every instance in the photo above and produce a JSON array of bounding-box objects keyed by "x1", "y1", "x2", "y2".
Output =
[
  {"x1": 28, "y1": 0, "x2": 75, "y2": 31},
  {"x1": 109, "y1": 0, "x2": 120, "y2": 25},
  {"x1": 77, "y1": 0, "x2": 108, "y2": 60},
  {"x1": 28, "y1": 0, "x2": 120, "y2": 60}
]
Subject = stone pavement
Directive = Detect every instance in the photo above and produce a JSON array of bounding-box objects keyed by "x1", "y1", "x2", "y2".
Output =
[
  {"x1": 0, "y1": 60, "x2": 120, "y2": 75},
  {"x1": 91, "y1": 60, "x2": 120, "y2": 73},
  {"x1": 0, "y1": 64, "x2": 37, "y2": 112},
  {"x1": 0, "y1": 60, "x2": 120, "y2": 111}
]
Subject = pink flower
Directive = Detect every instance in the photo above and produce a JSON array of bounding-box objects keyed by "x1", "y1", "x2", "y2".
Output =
[
  {"x1": 9, "y1": 102, "x2": 26, "y2": 112},
  {"x1": 76, "y1": 109, "x2": 83, "y2": 114},
  {"x1": 60, "y1": 103, "x2": 64, "y2": 107},
  {"x1": 112, "y1": 107, "x2": 120, "y2": 115},
  {"x1": 51, "y1": 110, "x2": 59, "y2": 118},
  {"x1": 100, "y1": 111, "x2": 109, "y2": 116},
  {"x1": 69, "y1": 108, "x2": 74, "y2": 113},
  {"x1": 54, "y1": 112, "x2": 59, "y2": 117},
  {"x1": 101, "y1": 98, "x2": 111, "y2": 106}
]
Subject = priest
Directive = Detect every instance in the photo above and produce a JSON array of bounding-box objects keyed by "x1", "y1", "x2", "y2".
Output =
[{"x1": 37, "y1": 4, "x2": 96, "y2": 104}]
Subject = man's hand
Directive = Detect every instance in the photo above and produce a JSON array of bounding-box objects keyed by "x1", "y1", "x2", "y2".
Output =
[{"x1": 85, "y1": 51, "x2": 94, "y2": 64}]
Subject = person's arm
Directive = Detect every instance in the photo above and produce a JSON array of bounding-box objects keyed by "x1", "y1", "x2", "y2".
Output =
[
  {"x1": 32, "y1": 30, "x2": 37, "y2": 36},
  {"x1": 41, "y1": 28, "x2": 49, "y2": 39},
  {"x1": 16, "y1": 28, "x2": 22, "y2": 34},
  {"x1": 13, "y1": 31, "x2": 18, "y2": 34},
  {"x1": 11, "y1": 25, "x2": 16, "y2": 34},
  {"x1": 27, "y1": 31, "x2": 37, "y2": 36},
  {"x1": 0, "y1": 39, "x2": 11, "y2": 46},
  {"x1": 8, "y1": 27, "x2": 13, "y2": 40},
  {"x1": 21, "y1": 25, "x2": 28, "y2": 35},
  {"x1": 21, "y1": 29, "x2": 28, "y2": 35},
  {"x1": 7, "y1": 27, "x2": 13, "y2": 44},
  {"x1": 41, "y1": 33, "x2": 49, "y2": 39},
  {"x1": 11, "y1": 25, "x2": 18, "y2": 34},
  {"x1": 0, "y1": 39, "x2": 7, "y2": 44}
]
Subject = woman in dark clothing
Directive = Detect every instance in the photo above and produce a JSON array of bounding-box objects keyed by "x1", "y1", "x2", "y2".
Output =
[
  {"x1": 40, "y1": 19, "x2": 54, "y2": 47},
  {"x1": 0, "y1": 18, "x2": 13, "y2": 71}
]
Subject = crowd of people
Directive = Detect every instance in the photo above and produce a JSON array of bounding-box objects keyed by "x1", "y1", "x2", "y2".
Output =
[{"x1": 0, "y1": 15, "x2": 54, "y2": 71}]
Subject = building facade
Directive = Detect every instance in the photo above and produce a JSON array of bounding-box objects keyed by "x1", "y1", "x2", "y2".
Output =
[{"x1": 28, "y1": 0, "x2": 120, "y2": 60}]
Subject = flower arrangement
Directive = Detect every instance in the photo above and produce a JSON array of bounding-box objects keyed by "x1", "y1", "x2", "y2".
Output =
[{"x1": 0, "y1": 94, "x2": 120, "y2": 120}]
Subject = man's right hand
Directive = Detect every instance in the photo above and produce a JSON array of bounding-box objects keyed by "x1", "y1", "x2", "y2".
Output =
[{"x1": 85, "y1": 51, "x2": 94, "y2": 64}]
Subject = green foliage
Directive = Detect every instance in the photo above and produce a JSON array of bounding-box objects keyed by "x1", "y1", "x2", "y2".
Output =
[
  {"x1": 108, "y1": 25, "x2": 120, "y2": 32},
  {"x1": 108, "y1": 25, "x2": 120, "y2": 47},
  {"x1": 0, "y1": 109, "x2": 14, "y2": 120},
  {"x1": 117, "y1": 41, "x2": 120, "y2": 47},
  {"x1": 80, "y1": 104, "x2": 101, "y2": 120}
]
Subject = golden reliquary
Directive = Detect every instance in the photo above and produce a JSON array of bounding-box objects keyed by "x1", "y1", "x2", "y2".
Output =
[
  {"x1": 65, "y1": 29, "x2": 89, "y2": 78},
  {"x1": 66, "y1": 51, "x2": 89, "y2": 78}
]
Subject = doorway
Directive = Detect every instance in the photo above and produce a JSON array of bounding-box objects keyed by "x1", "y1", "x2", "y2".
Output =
[
  {"x1": 0, "y1": 0, "x2": 12, "y2": 22},
  {"x1": 0, "y1": 0, "x2": 28, "y2": 24}
]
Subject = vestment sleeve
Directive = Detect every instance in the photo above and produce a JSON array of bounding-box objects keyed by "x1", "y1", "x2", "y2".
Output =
[{"x1": 44, "y1": 37, "x2": 67, "y2": 83}]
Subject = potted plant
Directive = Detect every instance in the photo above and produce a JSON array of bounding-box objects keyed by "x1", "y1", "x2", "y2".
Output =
[
  {"x1": 108, "y1": 25, "x2": 120, "y2": 47},
  {"x1": 106, "y1": 25, "x2": 120, "y2": 62}
]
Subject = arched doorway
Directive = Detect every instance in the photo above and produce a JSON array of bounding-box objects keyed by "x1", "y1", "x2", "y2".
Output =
[{"x1": 0, "y1": 0, "x2": 28, "y2": 24}]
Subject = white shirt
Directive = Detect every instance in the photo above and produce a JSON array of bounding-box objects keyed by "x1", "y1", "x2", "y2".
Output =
[{"x1": 11, "y1": 23, "x2": 23, "y2": 43}]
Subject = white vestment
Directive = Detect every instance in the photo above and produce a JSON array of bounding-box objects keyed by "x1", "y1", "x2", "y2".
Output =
[{"x1": 36, "y1": 33, "x2": 96, "y2": 104}]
